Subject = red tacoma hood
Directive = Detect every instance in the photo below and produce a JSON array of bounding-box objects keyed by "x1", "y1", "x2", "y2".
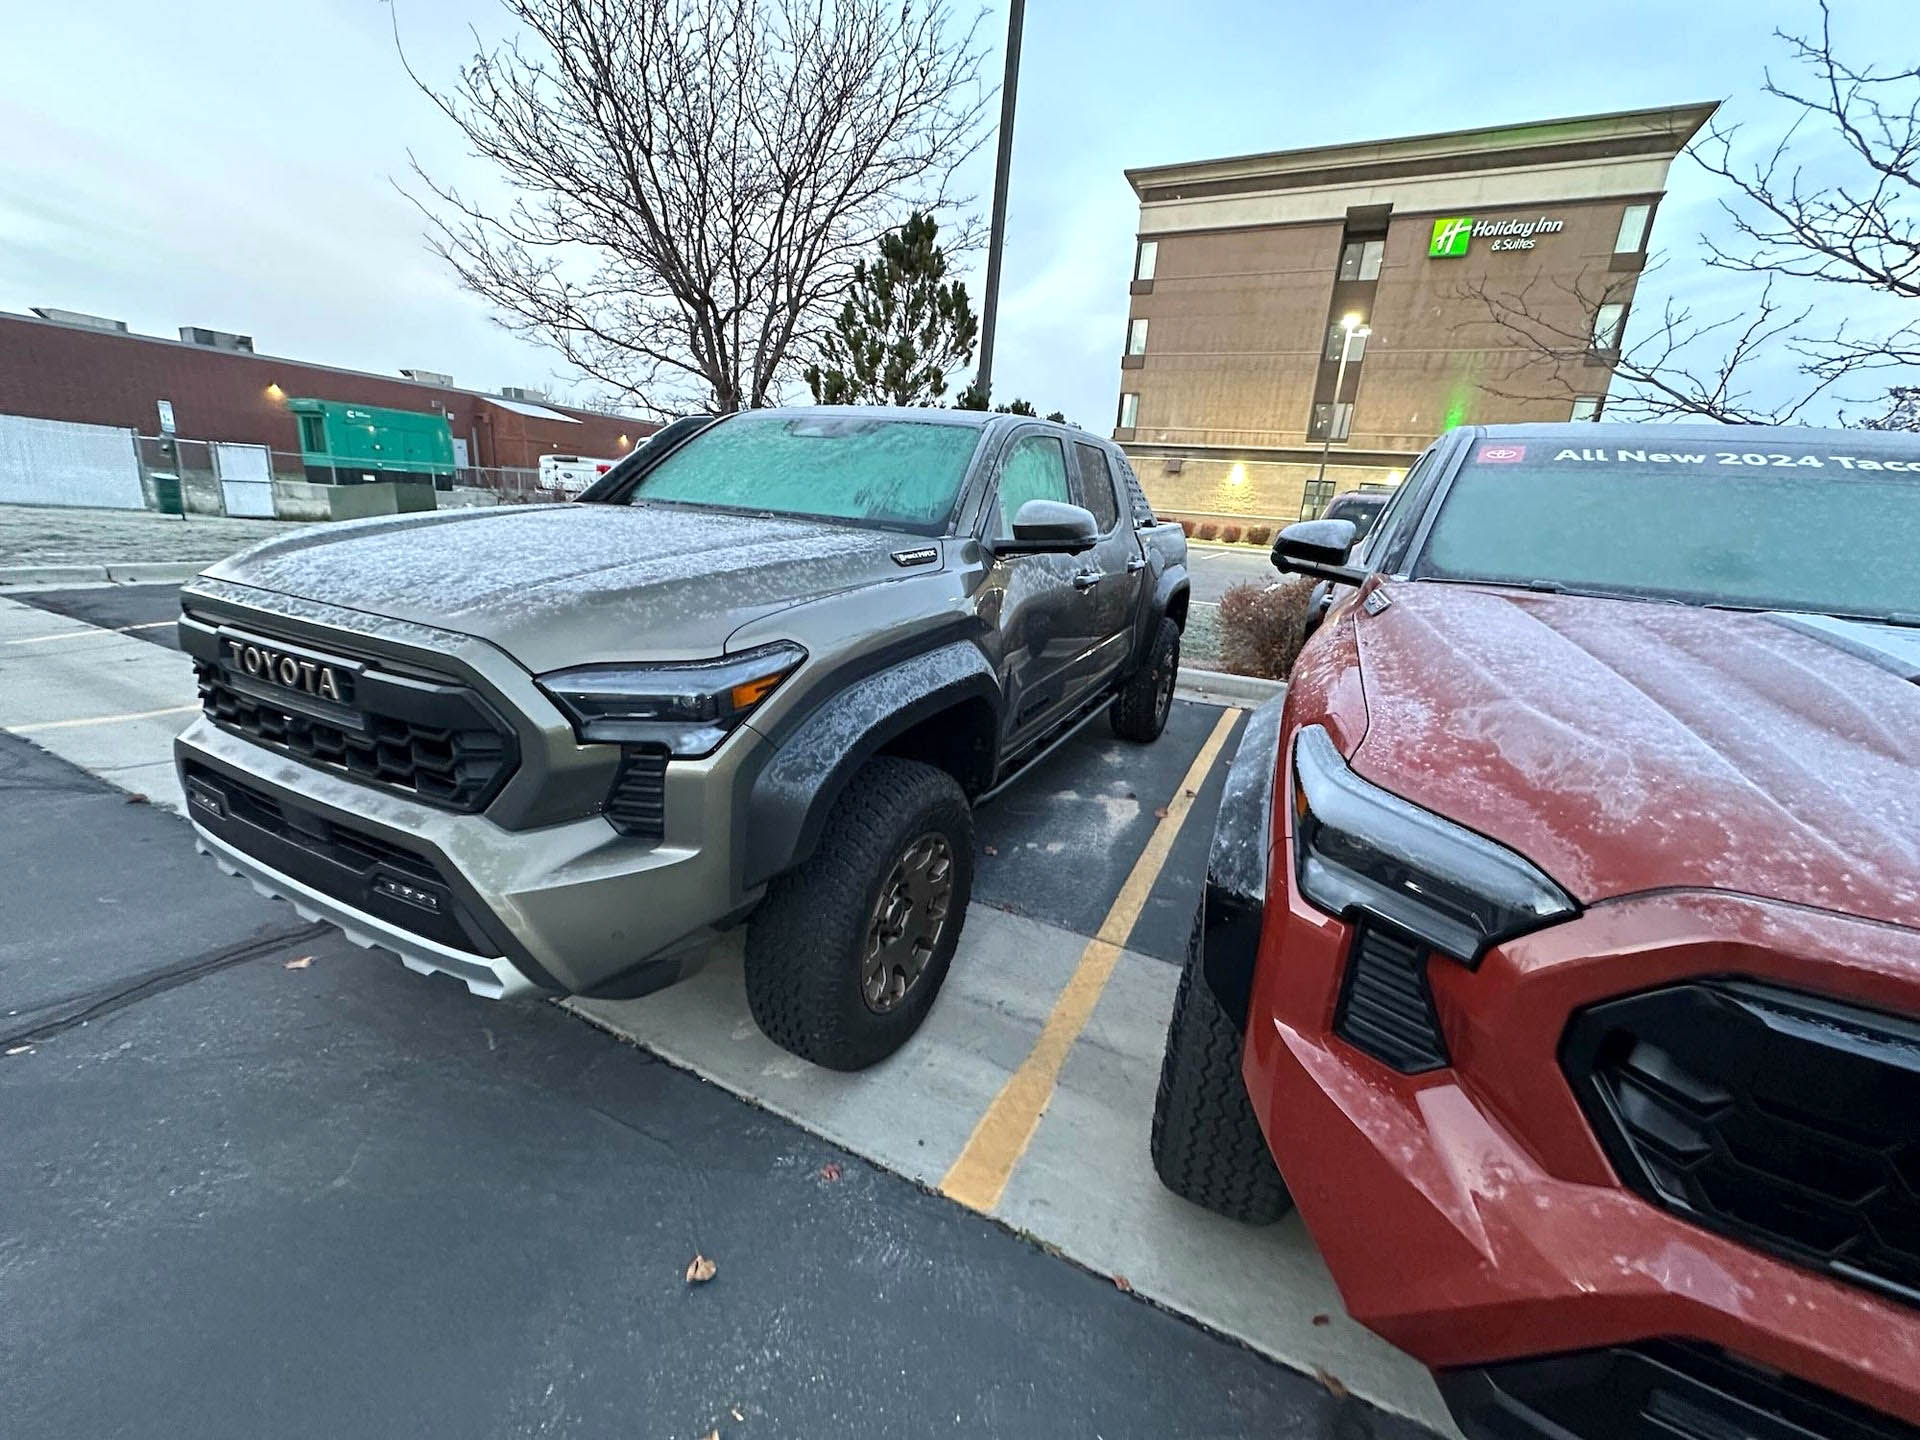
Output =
[{"x1": 1349, "y1": 583, "x2": 1920, "y2": 930}]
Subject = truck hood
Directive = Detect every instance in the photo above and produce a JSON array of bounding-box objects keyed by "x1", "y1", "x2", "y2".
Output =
[
  {"x1": 203, "y1": 503, "x2": 932, "y2": 671},
  {"x1": 1350, "y1": 584, "x2": 1920, "y2": 930}
]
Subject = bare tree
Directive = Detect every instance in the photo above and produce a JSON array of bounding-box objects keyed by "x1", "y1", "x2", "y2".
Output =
[
  {"x1": 1464, "y1": 0, "x2": 1919, "y2": 424},
  {"x1": 1461, "y1": 266, "x2": 1845, "y2": 424},
  {"x1": 398, "y1": 0, "x2": 989, "y2": 414}
]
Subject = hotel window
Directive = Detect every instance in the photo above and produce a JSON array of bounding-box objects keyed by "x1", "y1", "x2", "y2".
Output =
[
  {"x1": 1126, "y1": 317, "x2": 1150, "y2": 355},
  {"x1": 1592, "y1": 303, "x2": 1628, "y2": 353},
  {"x1": 1134, "y1": 241, "x2": 1158, "y2": 283},
  {"x1": 1117, "y1": 392, "x2": 1140, "y2": 429},
  {"x1": 1337, "y1": 239, "x2": 1385, "y2": 283},
  {"x1": 1570, "y1": 395, "x2": 1604, "y2": 422},
  {"x1": 1614, "y1": 204, "x2": 1652, "y2": 254},
  {"x1": 1324, "y1": 323, "x2": 1369, "y2": 363},
  {"x1": 1300, "y1": 477, "x2": 1336, "y2": 520},
  {"x1": 1308, "y1": 402, "x2": 1354, "y2": 442}
]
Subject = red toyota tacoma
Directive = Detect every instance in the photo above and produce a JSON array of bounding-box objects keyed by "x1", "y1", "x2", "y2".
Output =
[{"x1": 1151, "y1": 424, "x2": 1920, "y2": 1439}]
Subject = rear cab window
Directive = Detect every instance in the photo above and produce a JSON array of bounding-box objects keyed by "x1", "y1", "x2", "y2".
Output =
[{"x1": 1072, "y1": 441, "x2": 1121, "y2": 533}]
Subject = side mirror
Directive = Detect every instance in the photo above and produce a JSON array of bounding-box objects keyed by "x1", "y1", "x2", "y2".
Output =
[
  {"x1": 999, "y1": 499, "x2": 1099, "y2": 555},
  {"x1": 1272, "y1": 518, "x2": 1365, "y2": 584}
]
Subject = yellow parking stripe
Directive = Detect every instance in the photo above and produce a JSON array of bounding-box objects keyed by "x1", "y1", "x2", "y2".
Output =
[
  {"x1": 940, "y1": 706, "x2": 1242, "y2": 1213},
  {"x1": 12, "y1": 705, "x2": 198, "y2": 733}
]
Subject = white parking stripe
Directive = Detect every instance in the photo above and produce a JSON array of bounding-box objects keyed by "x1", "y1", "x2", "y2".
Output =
[
  {"x1": 3, "y1": 618, "x2": 175, "y2": 645},
  {"x1": 12, "y1": 704, "x2": 199, "y2": 733}
]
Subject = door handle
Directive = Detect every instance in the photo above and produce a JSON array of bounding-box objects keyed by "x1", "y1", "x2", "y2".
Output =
[
  {"x1": 1125, "y1": 556, "x2": 1147, "y2": 573},
  {"x1": 1073, "y1": 570, "x2": 1103, "y2": 591}
]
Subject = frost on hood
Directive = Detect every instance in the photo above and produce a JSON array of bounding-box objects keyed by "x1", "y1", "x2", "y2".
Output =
[
  {"x1": 214, "y1": 504, "x2": 912, "y2": 622},
  {"x1": 1209, "y1": 695, "x2": 1286, "y2": 903},
  {"x1": 182, "y1": 575, "x2": 481, "y2": 657},
  {"x1": 202, "y1": 503, "x2": 936, "y2": 671},
  {"x1": 1354, "y1": 585, "x2": 1920, "y2": 926}
]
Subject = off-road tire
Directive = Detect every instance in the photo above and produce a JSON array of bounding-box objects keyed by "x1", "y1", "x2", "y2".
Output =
[
  {"x1": 1149, "y1": 903, "x2": 1293, "y2": 1223},
  {"x1": 745, "y1": 756, "x2": 974, "y2": 1071},
  {"x1": 1111, "y1": 616, "x2": 1179, "y2": 743}
]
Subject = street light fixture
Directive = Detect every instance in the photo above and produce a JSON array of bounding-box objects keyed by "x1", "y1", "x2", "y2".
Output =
[{"x1": 1312, "y1": 313, "x2": 1372, "y2": 509}]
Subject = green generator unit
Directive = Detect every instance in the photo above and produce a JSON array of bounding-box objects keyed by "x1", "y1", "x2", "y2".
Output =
[{"x1": 289, "y1": 398, "x2": 456, "y2": 489}]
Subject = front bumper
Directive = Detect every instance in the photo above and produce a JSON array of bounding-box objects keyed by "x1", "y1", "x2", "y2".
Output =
[
  {"x1": 176, "y1": 715, "x2": 762, "y2": 999},
  {"x1": 1244, "y1": 872, "x2": 1920, "y2": 1427}
]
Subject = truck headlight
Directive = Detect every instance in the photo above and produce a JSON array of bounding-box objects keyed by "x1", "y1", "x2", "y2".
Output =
[
  {"x1": 1290, "y1": 724, "x2": 1575, "y2": 964},
  {"x1": 538, "y1": 642, "x2": 806, "y2": 757}
]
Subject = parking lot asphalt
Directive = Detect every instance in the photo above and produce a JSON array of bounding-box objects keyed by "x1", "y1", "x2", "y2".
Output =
[
  {"x1": 3, "y1": 735, "x2": 1441, "y2": 1440},
  {"x1": 0, "y1": 585, "x2": 1456, "y2": 1436},
  {"x1": 8, "y1": 580, "x2": 183, "y2": 649},
  {"x1": 1186, "y1": 543, "x2": 1274, "y2": 605}
]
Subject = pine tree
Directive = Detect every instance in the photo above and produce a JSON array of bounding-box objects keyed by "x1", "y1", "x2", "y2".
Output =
[{"x1": 805, "y1": 213, "x2": 978, "y2": 406}]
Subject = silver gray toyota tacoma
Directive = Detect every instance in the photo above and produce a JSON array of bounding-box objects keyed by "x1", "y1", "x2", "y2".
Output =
[{"x1": 175, "y1": 408, "x2": 1191, "y2": 1069}]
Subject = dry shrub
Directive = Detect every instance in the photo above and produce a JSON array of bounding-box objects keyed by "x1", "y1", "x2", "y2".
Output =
[
  {"x1": 1244, "y1": 524, "x2": 1272, "y2": 547},
  {"x1": 1218, "y1": 524, "x2": 1243, "y2": 544},
  {"x1": 1176, "y1": 517, "x2": 1195, "y2": 537},
  {"x1": 1195, "y1": 522, "x2": 1220, "y2": 540},
  {"x1": 1218, "y1": 575, "x2": 1318, "y2": 680}
]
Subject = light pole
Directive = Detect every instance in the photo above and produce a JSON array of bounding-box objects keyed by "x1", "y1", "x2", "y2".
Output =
[
  {"x1": 1312, "y1": 312, "x2": 1370, "y2": 509},
  {"x1": 974, "y1": 0, "x2": 1026, "y2": 403}
]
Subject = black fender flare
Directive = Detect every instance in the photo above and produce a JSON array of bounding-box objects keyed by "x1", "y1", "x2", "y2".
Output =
[
  {"x1": 739, "y1": 639, "x2": 1001, "y2": 890},
  {"x1": 1129, "y1": 569, "x2": 1190, "y2": 673},
  {"x1": 1200, "y1": 693, "x2": 1286, "y2": 1030}
]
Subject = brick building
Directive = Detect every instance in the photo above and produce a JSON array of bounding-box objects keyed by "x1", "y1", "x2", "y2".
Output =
[
  {"x1": 1113, "y1": 102, "x2": 1718, "y2": 522},
  {"x1": 0, "y1": 309, "x2": 650, "y2": 471}
]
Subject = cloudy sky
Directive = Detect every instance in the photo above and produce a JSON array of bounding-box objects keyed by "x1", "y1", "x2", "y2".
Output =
[{"x1": 4, "y1": 0, "x2": 1915, "y2": 427}]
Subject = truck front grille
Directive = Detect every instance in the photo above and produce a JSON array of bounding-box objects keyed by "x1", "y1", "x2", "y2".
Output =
[
  {"x1": 183, "y1": 761, "x2": 501, "y2": 958},
  {"x1": 188, "y1": 624, "x2": 518, "y2": 813},
  {"x1": 1564, "y1": 979, "x2": 1920, "y2": 1310}
]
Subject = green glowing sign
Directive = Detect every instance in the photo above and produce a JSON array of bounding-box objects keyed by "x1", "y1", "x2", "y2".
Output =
[{"x1": 1430, "y1": 218, "x2": 1473, "y2": 258}]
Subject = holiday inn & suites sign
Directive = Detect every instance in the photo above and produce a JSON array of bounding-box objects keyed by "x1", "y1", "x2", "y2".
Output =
[{"x1": 1430, "y1": 215, "x2": 1566, "y2": 257}]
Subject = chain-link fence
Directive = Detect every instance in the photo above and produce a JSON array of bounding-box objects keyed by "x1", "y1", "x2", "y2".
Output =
[{"x1": 130, "y1": 434, "x2": 576, "y2": 516}]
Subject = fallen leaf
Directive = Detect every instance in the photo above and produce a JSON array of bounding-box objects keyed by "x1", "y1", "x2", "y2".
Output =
[
  {"x1": 1314, "y1": 1366, "x2": 1349, "y2": 1399},
  {"x1": 125, "y1": 793, "x2": 150, "y2": 805},
  {"x1": 819, "y1": 1162, "x2": 842, "y2": 1182},
  {"x1": 700, "y1": 1431, "x2": 719, "y2": 1440},
  {"x1": 284, "y1": 955, "x2": 313, "y2": 970},
  {"x1": 5, "y1": 1045, "x2": 33, "y2": 1057},
  {"x1": 1153, "y1": 806, "x2": 1169, "y2": 819},
  {"x1": 1312, "y1": 1313, "x2": 1331, "y2": 1327},
  {"x1": 685, "y1": 1253, "x2": 717, "y2": 1285},
  {"x1": 1112, "y1": 1274, "x2": 1133, "y2": 1293},
  {"x1": 982, "y1": 844, "x2": 998, "y2": 856},
  {"x1": 1184, "y1": 787, "x2": 1197, "y2": 798}
]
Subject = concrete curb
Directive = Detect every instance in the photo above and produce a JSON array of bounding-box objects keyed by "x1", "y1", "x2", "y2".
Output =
[
  {"x1": 0, "y1": 562, "x2": 207, "y2": 588},
  {"x1": 1177, "y1": 666, "x2": 1284, "y2": 707}
]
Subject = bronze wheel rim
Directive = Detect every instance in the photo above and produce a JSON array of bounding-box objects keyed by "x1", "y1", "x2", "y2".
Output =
[{"x1": 861, "y1": 832, "x2": 955, "y2": 1013}]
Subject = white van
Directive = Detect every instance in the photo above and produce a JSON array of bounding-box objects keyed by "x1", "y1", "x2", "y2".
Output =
[{"x1": 539, "y1": 454, "x2": 618, "y2": 495}]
